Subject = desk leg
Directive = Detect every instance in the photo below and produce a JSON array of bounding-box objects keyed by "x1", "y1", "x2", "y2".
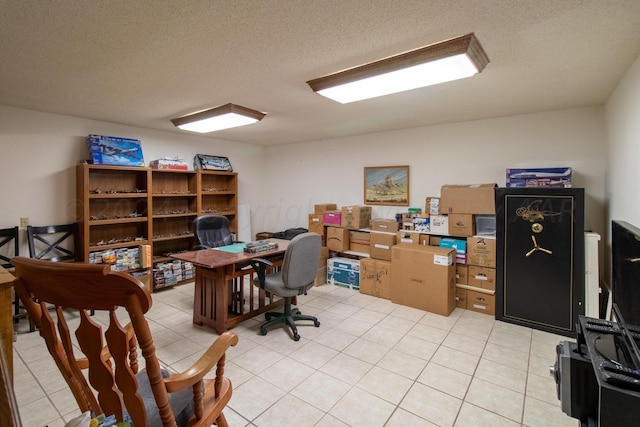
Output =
[{"x1": 192, "y1": 265, "x2": 230, "y2": 334}]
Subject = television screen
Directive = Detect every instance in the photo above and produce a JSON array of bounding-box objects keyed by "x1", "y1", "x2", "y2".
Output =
[{"x1": 612, "y1": 220, "x2": 640, "y2": 326}]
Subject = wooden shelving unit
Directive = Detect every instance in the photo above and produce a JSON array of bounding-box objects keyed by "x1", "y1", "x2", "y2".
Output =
[{"x1": 76, "y1": 165, "x2": 239, "y2": 292}]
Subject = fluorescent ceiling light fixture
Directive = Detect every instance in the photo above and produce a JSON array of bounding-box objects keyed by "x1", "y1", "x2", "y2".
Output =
[
  {"x1": 171, "y1": 103, "x2": 266, "y2": 133},
  {"x1": 306, "y1": 33, "x2": 489, "y2": 103}
]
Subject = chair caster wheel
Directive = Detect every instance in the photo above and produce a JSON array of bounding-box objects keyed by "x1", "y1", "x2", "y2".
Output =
[
  {"x1": 314, "y1": 320, "x2": 320, "y2": 327},
  {"x1": 293, "y1": 333, "x2": 300, "y2": 341},
  {"x1": 260, "y1": 328, "x2": 268, "y2": 336}
]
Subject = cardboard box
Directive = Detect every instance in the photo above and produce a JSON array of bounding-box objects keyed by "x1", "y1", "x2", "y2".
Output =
[
  {"x1": 308, "y1": 214, "x2": 325, "y2": 235},
  {"x1": 456, "y1": 264, "x2": 468, "y2": 285},
  {"x1": 439, "y1": 183, "x2": 497, "y2": 214},
  {"x1": 359, "y1": 258, "x2": 391, "y2": 299},
  {"x1": 448, "y1": 213, "x2": 475, "y2": 236},
  {"x1": 466, "y1": 289, "x2": 495, "y2": 315},
  {"x1": 323, "y1": 210, "x2": 342, "y2": 226},
  {"x1": 327, "y1": 257, "x2": 360, "y2": 290},
  {"x1": 370, "y1": 218, "x2": 400, "y2": 232},
  {"x1": 468, "y1": 266, "x2": 496, "y2": 291},
  {"x1": 456, "y1": 287, "x2": 467, "y2": 308},
  {"x1": 413, "y1": 216, "x2": 430, "y2": 233},
  {"x1": 390, "y1": 244, "x2": 456, "y2": 316},
  {"x1": 315, "y1": 203, "x2": 338, "y2": 214},
  {"x1": 429, "y1": 235, "x2": 442, "y2": 246},
  {"x1": 419, "y1": 234, "x2": 430, "y2": 246},
  {"x1": 314, "y1": 246, "x2": 330, "y2": 286},
  {"x1": 430, "y1": 214, "x2": 449, "y2": 234},
  {"x1": 439, "y1": 238, "x2": 467, "y2": 254},
  {"x1": 370, "y1": 232, "x2": 396, "y2": 260},
  {"x1": 426, "y1": 197, "x2": 440, "y2": 215},
  {"x1": 341, "y1": 205, "x2": 372, "y2": 229},
  {"x1": 349, "y1": 231, "x2": 371, "y2": 255},
  {"x1": 467, "y1": 237, "x2": 496, "y2": 267},
  {"x1": 397, "y1": 230, "x2": 419, "y2": 244},
  {"x1": 326, "y1": 227, "x2": 349, "y2": 252}
]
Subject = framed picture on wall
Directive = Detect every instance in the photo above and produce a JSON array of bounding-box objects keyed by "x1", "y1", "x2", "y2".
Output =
[{"x1": 364, "y1": 165, "x2": 410, "y2": 206}]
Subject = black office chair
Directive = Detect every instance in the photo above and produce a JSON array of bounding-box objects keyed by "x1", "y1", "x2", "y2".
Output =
[
  {"x1": 0, "y1": 227, "x2": 21, "y2": 323},
  {"x1": 25, "y1": 223, "x2": 83, "y2": 331},
  {"x1": 193, "y1": 215, "x2": 235, "y2": 249},
  {"x1": 250, "y1": 232, "x2": 322, "y2": 341}
]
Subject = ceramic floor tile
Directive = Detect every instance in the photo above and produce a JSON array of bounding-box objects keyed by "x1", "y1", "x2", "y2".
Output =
[
  {"x1": 231, "y1": 344, "x2": 284, "y2": 375},
  {"x1": 325, "y1": 301, "x2": 362, "y2": 317},
  {"x1": 482, "y1": 341, "x2": 530, "y2": 371},
  {"x1": 393, "y1": 334, "x2": 440, "y2": 361},
  {"x1": 290, "y1": 371, "x2": 351, "y2": 412},
  {"x1": 419, "y1": 312, "x2": 459, "y2": 331},
  {"x1": 474, "y1": 357, "x2": 527, "y2": 393},
  {"x1": 257, "y1": 356, "x2": 315, "y2": 392},
  {"x1": 361, "y1": 324, "x2": 405, "y2": 348},
  {"x1": 431, "y1": 345, "x2": 480, "y2": 376},
  {"x1": 154, "y1": 336, "x2": 205, "y2": 366},
  {"x1": 350, "y1": 307, "x2": 389, "y2": 324},
  {"x1": 332, "y1": 316, "x2": 374, "y2": 336},
  {"x1": 528, "y1": 353, "x2": 556, "y2": 378},
  {"x1": 356, "y1": 365, "x2": 414, "y2": 404},
  {"x1": 522, "y1": 396, "x2": 577, "y2": 427},
  {"x1": 489, "y1": 329, "x2": 532, "y2": 353},
  {"x1": 385, "y1": 408, "x2": 439, "y2": 426},
  {"x1": 465, "y1": 377, "x2": 524, "y2": 423},
  {"x1": 389, "y1": 304, "x2": 428, "y2": 322},
  {"x1": 377, "y1": 348, "x2": 430, "y2": 380},
  {"x1": 454, "y1": 402, "x2": 521, "y2": 427},
  {"x1": 253, "y1": 394, "x2": 324, "y2": 427},
  {"x1": 400, "y1": 382, "x2": 463, "y2": 427},
  {"x1": 408, "y1": 322, "x2": 450, "y2": 344},
  {"x1": 442, "y1": 331, "x2": 488, "y2": 357},
  {"x1": 319, "y1": 352, "x2": 373, "y2": 385},
  {"x1": 17, "y1": 395, "x2": 61, "y2": 427},
  {"x1": 288, "y1": 340, "x2": 338, "y2": 369},
  {"x1": 343, "y1": 336, "x2": 391, "y2": 364},
  {"x1": 329, "y1": 386, "x2": 397, "y2": 427},
  {"x1": 313, "y1": 327, "x2": 359, "y2": 351},
  {"x1": 417, "y1": 361, "x2": 472, "y2": 399},
  {"x1": 228, "y1": 375, "x2": 286, "y2": 421},
  {"x1": 377, "y1": 312, "x2": 419, "y2": 334},
  {"x1": 525, "y1": 371, "x2": 560, "y2": 405}
]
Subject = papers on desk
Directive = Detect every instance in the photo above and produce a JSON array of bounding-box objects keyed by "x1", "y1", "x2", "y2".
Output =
[{"x1": 213, "y1": 243, "x2": 247, "y2": 253}]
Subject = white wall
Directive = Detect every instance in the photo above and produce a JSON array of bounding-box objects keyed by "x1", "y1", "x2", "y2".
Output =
[
  {"x1": 0, "y1": 105, "x2": 265, "y2": 254},
  {"x1": 605, "y1": 53, "x2": 640, "y2": 229},
  {"x1": 259, "y1": 107, "x2": 606, "y2": 239}
]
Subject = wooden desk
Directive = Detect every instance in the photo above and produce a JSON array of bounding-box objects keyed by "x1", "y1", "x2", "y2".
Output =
[
  {"x1": 0, "y1": 266, "x2": 15, "y2": 381},
  {"x1": 173, "y1": 239, "x2": 290, "y2": 334}
]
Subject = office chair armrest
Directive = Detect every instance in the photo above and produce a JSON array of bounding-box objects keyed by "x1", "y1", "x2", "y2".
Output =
[
  {"x1": 164, "y1": 332, "x2": 238, "y2": 393},
  {"x1": 249, "y1": 258, "x2": 273, "y2": 288}
]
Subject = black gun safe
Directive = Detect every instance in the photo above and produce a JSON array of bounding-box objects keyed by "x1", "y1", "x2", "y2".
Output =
[{"x1": 495, "y1": 188, "x2": 584, "y2": 337}]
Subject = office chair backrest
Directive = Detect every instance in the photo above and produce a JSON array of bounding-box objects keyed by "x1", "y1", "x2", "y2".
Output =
[
  {"x1": 193, "y1": 215, "x2": 233, "y2": 249},
  {"x1": 281, "y1": 233, "x2": 322, "y2": 291},
  {"x1": 0, "y1": 226, "x2": 19, "y2": 269},
  {"x1": 27, "y1": 223, "x2": 78, "y2": 262}
]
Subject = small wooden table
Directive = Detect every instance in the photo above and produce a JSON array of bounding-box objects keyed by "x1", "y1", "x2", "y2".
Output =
[
  {"x1": 172, "y1": 239, "x2": 290, "y2": 334},
  {"x1": 0, "y1": 266, "x2": 15, "y2": 380}
]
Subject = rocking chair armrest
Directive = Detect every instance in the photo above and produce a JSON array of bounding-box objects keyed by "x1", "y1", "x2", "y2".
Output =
[
  {"x1": 249, "y1": 258, "x2": 273, "y2": 288},
  {"x1": 164, "y1": 332, "x2": 238, "y2": 393}
]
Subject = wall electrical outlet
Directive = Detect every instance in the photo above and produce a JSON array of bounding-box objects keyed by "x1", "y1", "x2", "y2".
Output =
[{"x1": 20, "y1": 217, "x2": 29, "y2": 227}]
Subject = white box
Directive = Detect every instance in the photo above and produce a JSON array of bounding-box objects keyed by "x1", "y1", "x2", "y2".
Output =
[{"x1": 430, "y1": 214, "x2": 449, "y2": 234}]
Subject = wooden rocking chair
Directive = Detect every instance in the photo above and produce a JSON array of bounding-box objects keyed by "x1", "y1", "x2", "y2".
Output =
[{"x1": 11, "y1": 256, "x2": 237, "y2": 427}]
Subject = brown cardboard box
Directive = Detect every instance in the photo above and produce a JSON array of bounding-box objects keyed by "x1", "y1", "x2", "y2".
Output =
[
  {"x1": 466, "y1": 289, "x2": 495, "y2": 315},
  {"x1": 341, "y1": 205, "x2": 372, "y2": 229},
  {"x1": 429, "y1": 235, "x2": 442, "y2": 246},
  {"x1": 349, "y1": 231, "x2": 371, "y2": 255},
  {"x1": 456, "y1": 287, "x2": 467, "y2": 308},
  {"x1": 397, "y1": 230, "x2": 419, "y2": 244},
  {"x1": 370, "y1": 232, "x2": 396, "y2": 260},
  {"x1": 426, "y1": 197, "x2": 440, "y2": 215},
  {"x1": 323, "y1": 210, "x2": 342, "y2": 226},
  {"x1": 401, "y1": 213, "x2": 414, "y2": 230},
  {"x1": 360, "y1": 258, "x2": 391, "y2": 299},
  {"x1": 468, "y1": 266, "x2": 496, "y2": 291},
  {"x1": 430, "y1": 214, "x2": 449, "y2": 234},
  {"x1": 370, "y1": 218, "x2": 400, "y2": 232},
  {"x1": 314, "y1": 203, "x2": 337, "y2": 214},
  {"x1": 390, "y1": 244, "x2": 456, "y2": 316},
  {"x1": 456, "y1": 264, "x2": 468, "y2": 285},
  {"x1": 467, "y1": 237, "x2": 496, "y2": 267},
  {"x1": 448, "y1": 213, "x2": 475, "y2": 236},
  {"x1": 439, "y1": 183, "x2": 497, "y2": 214},
  {"x1": 419, "y1": 234, "x2": 430, "y2": 246},
  {"x1": 326, "y1": 227, "x2": 349, "y2": 252},
  {"x1": 314, "y1": 246, "x2": 330, "y2": 286},
  {"x1": 308, "y1": 214, "x2": 324, "y2": 235}
]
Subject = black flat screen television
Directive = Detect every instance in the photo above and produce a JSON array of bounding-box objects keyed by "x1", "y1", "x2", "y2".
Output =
[{"x1": 612, "y1": 220, "x2": 640, "y2": 326}]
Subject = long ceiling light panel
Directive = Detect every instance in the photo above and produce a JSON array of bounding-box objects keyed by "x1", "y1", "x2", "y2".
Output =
[
  {"x1": 171, "y1": 103, "x2": 266, "y2": 133},
  {"x1": 306, "y1": 33, "x2": 489, "y2": 103}
]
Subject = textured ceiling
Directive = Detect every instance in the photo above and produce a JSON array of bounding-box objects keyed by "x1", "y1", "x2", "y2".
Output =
[{"x1": 1, "y1": 0, "x2": 640, "y2": 145}]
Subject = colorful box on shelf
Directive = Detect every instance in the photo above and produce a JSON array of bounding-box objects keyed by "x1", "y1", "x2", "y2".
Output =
[
  {"x1": 86, "y1": 134, "x2": 145, "y2": 166},
  {"x1": 505, "y1": 167, "x2": 572, "y2": 188},
  {"x1": 327, "y1": 257, "x2": 360, "y2": 290},
  {"x1": 149, "y1": 157, "x2": 189, "y2": 170}
]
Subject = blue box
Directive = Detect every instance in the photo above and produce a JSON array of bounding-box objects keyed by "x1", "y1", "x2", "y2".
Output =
[
  {"x1": 87, "y1": 134, "x2": 145, "y2": 166},
  {"x1": 327, "y1": 257, "x2": 360, "y2": 290},
  {"x1": 506, "y1": 167, "x2": 572, "y2": 180}
]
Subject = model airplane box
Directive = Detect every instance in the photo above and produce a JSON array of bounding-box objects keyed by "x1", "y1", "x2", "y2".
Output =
[
  {"x1": 87, "y1": 134, "x2": 145, "y2": 166},
  {"x1": 505, "y1": 167, "x2": 572, "y2": 188}
]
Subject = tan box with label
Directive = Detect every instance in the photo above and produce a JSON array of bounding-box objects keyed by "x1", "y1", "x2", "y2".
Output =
[
  {"x1": 466, "y1": 289, "x2": 495, "y2": 315},
  {"x1": 326, "y1": 227, "x2": 349, "y2": 252},
  {"x1": 360, "y1": 258, "x2": 391, "y2": 299},
  {"x1": 349, "y1": 231, "x2": 371, "y2": 255},
  {"x1": 468, "y1": 266, "x2": 496, "y2": 291},
  {"x1": 370, "y1": 218, "x2": 400, "y2": 232},
  {"x1": 390, "y1": 244, "x2": 456, "y2": 316},
  {"x1": 314, "y1": 203, "x2": 337, "y2": 214},
  {"x1": 467, "y1": 237, "x2": 496, "y2": 267},
  {"x1": 308, "y1": 214, "x2": 324, "y2": 235},
  {"x1": 456, "y1": 264, "x2": 468, "y2": 285},
  {"x1": 456, "y1": 287, "x2": 467, "y2": 308},
  {"x1": 448, "y1": 213, "x2": 475, "y2": 236},
  {"x1": 341, "y1": 205, "x2": 372, "y2": 229},
  {"x1": 369, "y1": 232, "x2": 397, "y2": 260},
  {"x1": 397, "y1": 230, "x2": 419, "y2": 244}
]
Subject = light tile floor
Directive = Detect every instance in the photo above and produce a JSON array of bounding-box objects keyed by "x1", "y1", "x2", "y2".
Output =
[{"x1": 13, "y1": 282, "x2": 580, "y2": 427}]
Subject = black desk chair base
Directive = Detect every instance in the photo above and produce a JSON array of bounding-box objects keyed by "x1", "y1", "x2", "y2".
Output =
[{"x1": 260, "y1": 298, "x2": 320, "y2": 341}]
